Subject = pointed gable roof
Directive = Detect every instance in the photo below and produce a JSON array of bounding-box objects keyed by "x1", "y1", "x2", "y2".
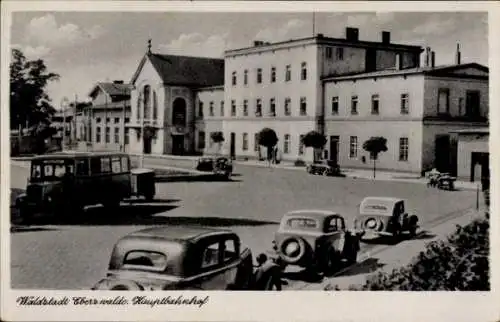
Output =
[
  {"x1": 130, "y1": 53, "x2": 224, "y2": 87},
  {"x1": 89, "y1": 82, "x2": 132, "y2": 99}
]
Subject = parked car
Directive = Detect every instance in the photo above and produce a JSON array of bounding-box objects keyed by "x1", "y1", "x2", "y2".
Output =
[
  {"x1": 195, "y1": 157, "x2": 215, "y2": 172},
  {"x1": 271, "y1": 210, "x2": 363, "y2": 275},
  {"x1": 354, "y1": 197, "x2": 419, "y2": 241},
  {"x1": 195, "y1": 156, "x2": 233, "y2": 179},
  {"x1": 92, "y1": 226, "x2": 281, "y2": 291},
  {"x1": 15, "y1": 152, "x2": 155, "y2": 223},
  {"x1": 306, "y1": 160, "x2": 341, "y2": 176}
]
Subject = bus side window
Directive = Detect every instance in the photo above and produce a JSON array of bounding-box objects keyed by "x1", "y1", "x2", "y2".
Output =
[
  {"x1": 121, "y1": 157, "x2": 129, "y2": 172},
  {"x1": 76, "y1": 159, "x2": 89, "y2": 176},
  {"x1": 101, "y1": 157, "x2": 111, "y2": 173},
  {"x1": 111, "y1": 157, "x2": 121, "y2": 173},
  {"x1": 90, "y1": 157, "x2": 101, "y2": 175}
]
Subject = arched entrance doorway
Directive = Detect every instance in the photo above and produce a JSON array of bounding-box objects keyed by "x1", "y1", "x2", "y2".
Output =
[{"x1": 172, "y1": 98, "x2": 187, "y2": 155}]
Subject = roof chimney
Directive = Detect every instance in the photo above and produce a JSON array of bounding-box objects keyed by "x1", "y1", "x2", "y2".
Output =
[
  {"x1": 382, "y1": 31, "x2": 390, "y2": 44},
  {"x1": 113, "y1": 80, "x2": 124, "y2": 84},
  {"x1": 395, "y1": 53, "x2": 401, "y2": 70},
  {"x1": 431, "y1": 51, "x2": 435, "y2": 68},
  {"x1": 253, "y1": 40, "x2": 264, "y2": 47},
  {"x1": 425, "y1": 47, "x2": 431, "y2": 67},
  {"x1": 456, "y1": 43, "x2": 461, "y2": 65},
  {"x1": 345, "y1": 27, "x2": 359, "y2": 41},
  {"x1": 317, "y1": 33, "x2": 324, "y2": 39}
]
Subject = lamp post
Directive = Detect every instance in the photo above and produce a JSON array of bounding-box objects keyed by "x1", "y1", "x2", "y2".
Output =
[{"x1": 61, "y1": 97, "x2": 69, "y2": 151}]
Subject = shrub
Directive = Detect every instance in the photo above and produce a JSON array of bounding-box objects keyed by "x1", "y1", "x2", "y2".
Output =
[{"x1": 327, "y1": 216, "x2": 490, "y2": 291}]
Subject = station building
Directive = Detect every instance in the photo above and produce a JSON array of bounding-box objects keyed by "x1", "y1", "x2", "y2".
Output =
[{"x1": 103, "y1": 27, "x2": 488, "y2": 177}]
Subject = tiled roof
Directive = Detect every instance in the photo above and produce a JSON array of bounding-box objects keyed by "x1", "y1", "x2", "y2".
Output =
[
  {"x1": 132, "y1": 53, "x2": 224, "y2": 87},
  {"x1": 89, "y1": 82, "x2": 132, "y2": 99},
  {"x1": 452, "y1": 128, "x2": 489, "y2": 134},
  {"x1": 322, "y1": 63, "x2": 488, "y2": 81}
]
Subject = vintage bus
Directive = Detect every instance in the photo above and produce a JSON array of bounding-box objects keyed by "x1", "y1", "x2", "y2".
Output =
[{"x1": 15, "y1": 152, "x2": 155, "y2": 223}]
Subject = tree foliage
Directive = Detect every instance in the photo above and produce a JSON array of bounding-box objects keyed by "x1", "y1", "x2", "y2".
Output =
[
  {"x1": 301, "y1": 131, "x2": 327, "y2": 149},
  {"x1": 338, "y1": 216, "x2": 490, "y2": 291},
  {"x1": 362, "y1": 136, "x2": 388, "y2": 178},
  {"x1": 210, "y1": 131, "x2": 225, "y2": 144},
  {"x1": 10, "y1": 48, "x2": 60, "y2": 129},
  {"x1": 257, "y1": 128, "x2": 278, "y2": 149}
]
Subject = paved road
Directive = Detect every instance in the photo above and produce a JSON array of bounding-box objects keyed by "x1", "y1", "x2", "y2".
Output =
[{"x1": 10, "y1": 161, "x2": 478, "y2": 289}]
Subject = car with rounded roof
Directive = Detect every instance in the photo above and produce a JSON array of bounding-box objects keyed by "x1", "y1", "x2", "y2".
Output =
[
  {"x1": 271, "y1": 210, "x2": 363, "y2": 275},
  {"x1": 92, "y1": 226, "x2": 281, "y2": 291},
  {"x1": 354, "y1": 197, "x2": 419, "y2": 241}
]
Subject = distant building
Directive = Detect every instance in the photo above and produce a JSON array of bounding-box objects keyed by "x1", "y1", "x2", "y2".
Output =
[
  {"x1": 451, "y1": 128, "x2": 489, "y2": 182},
  {"x1": 88, "y1": 81, "x2": 132, "y2": 152}
]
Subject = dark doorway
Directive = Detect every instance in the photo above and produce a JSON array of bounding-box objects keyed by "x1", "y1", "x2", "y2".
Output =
[
  {"x1": 230, "y1": 132, "x2": 236, "y2": 160},
  {"x1": 329, "y1": 136, "x2": 339, "y2": 165},
  {"x1": 172, "y1": 135, "x2": 184, "y2": 155},
  {"x1": 365, "y1": 49, "x2": 377, "y2": 72},
  {"x1": 435, "y1": 135, "x2": 451, "y2": 172},
  {"x1": 143, "y1": 137, "x2": 152, "y2": 154},
  {"x1": 172, "y1": 98, "x2": 187, "y2": 128},
  {"x1": 470, "y1": 152, "x2": 489, "y2": 182}
]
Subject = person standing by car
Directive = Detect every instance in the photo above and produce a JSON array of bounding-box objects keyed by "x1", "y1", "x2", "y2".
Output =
[{"x1": 253, "y1": 254, "x2": 282, "y2": 290}]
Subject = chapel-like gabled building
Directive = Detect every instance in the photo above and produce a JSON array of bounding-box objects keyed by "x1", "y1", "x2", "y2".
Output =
[{"x1": 128, "y1": 43, "x2": 224, "y2": 155}]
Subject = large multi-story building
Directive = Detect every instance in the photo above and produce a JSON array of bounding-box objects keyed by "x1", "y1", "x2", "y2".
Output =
[{"x1": 123, "y1": 27, "x2": 488, "y2": 176}]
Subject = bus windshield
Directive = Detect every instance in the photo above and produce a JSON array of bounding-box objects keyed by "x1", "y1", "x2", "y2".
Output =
[{"x1": 31, "y1": 160, "x2": 74, "y2": 182}]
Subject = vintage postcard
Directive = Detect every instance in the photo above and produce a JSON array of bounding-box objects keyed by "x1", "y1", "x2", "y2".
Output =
[{"x1": 1, "y1": 1, "x2": 499, "y2": 321}]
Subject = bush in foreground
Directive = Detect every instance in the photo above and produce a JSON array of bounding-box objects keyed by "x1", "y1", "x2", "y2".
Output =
[{"x1": 327, "y1": 215, "x2": 489, "y2": 291}]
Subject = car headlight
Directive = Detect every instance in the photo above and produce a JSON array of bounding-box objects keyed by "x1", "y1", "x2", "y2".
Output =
[
  {"x1": 284, "y1": 242, "x2": 300, "y2": 256},
  {"x1": 365, "y1": 218, "x2": 377, "y2": 229}
]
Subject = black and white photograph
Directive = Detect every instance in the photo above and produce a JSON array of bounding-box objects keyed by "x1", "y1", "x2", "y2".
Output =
[{"x1": 1, "y1": 1, "x2": 499, "y2": 322}]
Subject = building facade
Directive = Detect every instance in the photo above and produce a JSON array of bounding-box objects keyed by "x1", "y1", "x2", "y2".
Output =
[
  {"x1": 88, "y1": 81, "x2": 132, "y2": 152},
  {"x1": 128, "y1": 50, "x2": 224, "y2": 155},
  {"x1": 452, "y1": 128, "x2": 489, "y2": 182},
  {"x1": 122, "y1": 27, "x2": 488, "y2": 177}
]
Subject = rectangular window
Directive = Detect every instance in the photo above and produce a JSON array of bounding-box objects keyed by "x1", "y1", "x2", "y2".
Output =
[
  {"x1": 111, "y1": 157, "x2": 122, "y2": 173},
  {"x1": 201, "y1": 242, "x2": 220, "y2": 269},
  {"x1": 243, "y1": 70, "x2": 248, "y2": 85},
  {"x1": 242, "y1": 133, "x2": 248, "y2": 151},
  {"x1": 301, "y1": 62, "x2": 307, "y2": 80},
  {"x1": 271, "y1": 67, "x2": 276, "y2": 83},
  {"x1": 300, "y1": 97, "x2": 307, "y2": 116},
  {"x1": 351, "y1": 96, "x2": 358, "y2": 115},
  {"x1": 106, "y1": 117, "x2": 110, "y2": 124},
  {"x1": 326, "y1": 47, "x2": 333, "y2": 59},
  {"x1": 371, "y1": 94, "x2": 380, "y2": 115},
  {"x1": 437, "y1": 88, "x2": 450, "y2": 114},
  {"x1": 298, "y1": 134, "x2": 305, "y2": 155},
  {"x1": 231, "y1": 100, "x2": 236, "y2": 116},
  {"x1": 269, "y1": 98, "x2": 276, "y2": 117},
  {"x1": 349, "y1": 136, "x2": 358, "y2": 158},
  {"x1": 96, "y1": 117, "x2": 101, "y2": 123},
  {"x1": 465, "y1": 90, "x2": 480, "y2": 118},
  {"x1": 254, "y1": 133, "x2": 260, "y2": 152},
  {"x1": 114, "y1": 117, "x2": 120, "y2": 124},
  {"x1": 209, "y1": 101, "x2": 214, "y2": 116},
  {"x1": 232, "y1": 71, "x2": 237, "y2": 86},
  {"x1": 101, "y1": 157, "x2": 111, "y2": 173},
  {"x1": 332, "y1": 96, "x2": 339, "y2": 115},
  {"x1": 401, "y1": 93, "x2": 409, "y2": 114},
  {"x1": 399, "y1": 137, "x2": 409, "y2": 161},
  {"x1": 124, "y1": 128, "x2": 129, "y2": 145},
  {"x1": 243, "y1": 100, "x2": 248, "y2": 116},
  {"x1": 96, "y1": 127, "x2": 102, "y2": 143},
  {"x1": 198, "y1": 131, "x2": 206, "y2": 150},
  {"x1": 125, "y1": 117, "x2": 130, "y2": 123},
  {"x1": 283, "y1": 134, "x2": 290, "y2": 154},
  {"x1": 256, "y1": 68, "x2": 262, "y2": 84},
  {"x1": 199, "y1": 101, "x2": 204, "y2": 117},
  {"x1": 255, "y1": 99, "x2": 262, "y2": 117},
  {"x1": 220, "y1": 101, "x2": 225, "y2": 117},
  {"x1": 105, "y1": 127, "x2": 110, "y2": 143},
  {"x1": 284, "y1": 98, "x2": 291, "y2": 116},
  {"x1": 114, "y1": 127, "x2": 120, "y2": 144},
  {"x1": 285, "y1": 65, "x2": 291, "y2": 82},
  {"x1": 209, "y1": 132, "x2": 214, "y2": 148},
  {"x1": 336, "y1": 48, "x2": 344, "y2": 60}
]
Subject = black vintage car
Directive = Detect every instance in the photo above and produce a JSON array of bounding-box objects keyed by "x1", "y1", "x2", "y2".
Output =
[
  {"x1": 195, "y1": 156, "x2": 233, "y2": 178},
  {"x1": 306, "y1": 160, "x2": 341, "y2": 176},
  {"x1": 92, "y1": 226, "x2": 281, "y2": 290}
]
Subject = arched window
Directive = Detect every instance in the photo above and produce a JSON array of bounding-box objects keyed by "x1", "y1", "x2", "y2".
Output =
[
  {"x1": 152, "y1": 91, "x2": 158, "y2": 120},
  {"x1": 172, "y1": 98, "x2": 187, "y2": 127},
  {"x1": 136, "y1": 91, "x2": 142, "y2": 120},
  {"x1": 143, "y1": 85, "x2": 151, "y2": 119}
]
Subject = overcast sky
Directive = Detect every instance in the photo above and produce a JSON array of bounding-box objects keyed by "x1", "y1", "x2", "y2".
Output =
[{"x1": 10, "y1": 11, "x2": 488, "y2": 107}]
